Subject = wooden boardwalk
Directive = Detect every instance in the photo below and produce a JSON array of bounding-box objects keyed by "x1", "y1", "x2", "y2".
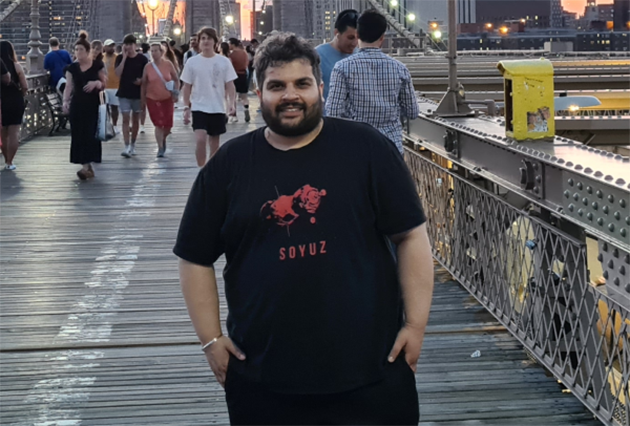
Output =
[{"x1": 0, "y1": 100, "x2": 602, "y2": 425}]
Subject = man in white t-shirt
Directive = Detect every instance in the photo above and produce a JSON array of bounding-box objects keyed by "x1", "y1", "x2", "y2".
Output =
[{"x1": 181, "y1": 27, "x2": 237, "y2": 166}]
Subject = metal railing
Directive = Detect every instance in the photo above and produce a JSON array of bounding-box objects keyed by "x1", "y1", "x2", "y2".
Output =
[
  {"x1": 20, "y1": 74, "x2": 54, "y2": 141},
  {"x1": 403, "y1": 146, "x2": 629, "y2": 426}
]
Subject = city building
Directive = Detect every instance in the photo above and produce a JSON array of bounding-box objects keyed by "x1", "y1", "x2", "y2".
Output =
[
  {"x1": 457, "y1": 28, "x2": 629, "y2": 51},
  {"x1": 613, "y1": 0, "x2": 630, "y2": 31},
  {"x1": 475, "y1": 0, "x2": 552, "y2": 28}
]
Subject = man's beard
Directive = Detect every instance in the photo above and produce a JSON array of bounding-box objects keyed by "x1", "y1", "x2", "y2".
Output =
[{"x1": 261, "y1": 97, "x2": 323, "y2": 137}]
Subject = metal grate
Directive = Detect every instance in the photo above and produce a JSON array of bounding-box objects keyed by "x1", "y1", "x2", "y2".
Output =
[{"x1": 405, "y1": 147, "x2": 630, "y2": 426}]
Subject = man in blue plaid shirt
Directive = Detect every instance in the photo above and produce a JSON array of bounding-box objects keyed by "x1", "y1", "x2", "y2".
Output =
[{"x1": 325, "y1": 9, "x2": 419, "y2": 155}]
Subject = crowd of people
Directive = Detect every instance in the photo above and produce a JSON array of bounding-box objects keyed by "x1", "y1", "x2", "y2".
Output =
[
  {"x1": 0, "y1": 28, "x2": 260, "y2": 177},
  {"x1": 1, "y1": 8, "x2": 416, "y2": 179}
]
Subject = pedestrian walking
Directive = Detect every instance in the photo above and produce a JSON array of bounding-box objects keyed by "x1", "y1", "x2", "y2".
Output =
[
  {"x1": 326, "y1": 10, "x2": 420, "y2": 155},
  {"x1": 219, "y1": 42, "x2": 230, "y2": 58},
  {"x1": 181, "y1": 27, "x2": 236, "y2": 166},
  {"x1": 227, "y1": 38, "x2": 250, "y2": 123},
  {"x1": 103, "y1": 39, "x2": 120, "y2": 133},
  {"x1": 174, "y1": 32, "x2": 434, "y2": 425},
  {"x1": 315, "y1": 9, "x2": 358, "y2": 101},
  {"x1": 0, "y1": 41, "x2": 28, "y2": 171},
  {"x1": 91, "y1": 39, "x2": 104, "y2": 62},
  {"x1": 44, "y1": 37, "x2": 72, "y2": 90},
  {"x1": 62, "y1": 31, "x2": 106, "y2": 180},
  {"x1": 161, "y1": 40, "x2": 180, "y2": 73},
  {"x1": 141, "y1": 42, "x2": 179, "y2": 158},
  {"x1": 115, "y1": 34, "x2": 149, "y2": 158},
  {"x1": 0, "y1": 59, "x2": 9, "y2": 148},
  {"x1": 183, "y1": 34, "x2": 199, "y2": 66}
]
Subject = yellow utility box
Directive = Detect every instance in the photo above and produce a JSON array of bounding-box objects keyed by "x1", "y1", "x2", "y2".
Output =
[{"x1": 497, "y1": 59, "x2": 555, "y2": 140}]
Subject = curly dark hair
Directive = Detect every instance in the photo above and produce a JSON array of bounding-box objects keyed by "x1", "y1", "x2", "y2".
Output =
[{"x1": 253, "y1": 33, "x2": 321, "y2": 90}]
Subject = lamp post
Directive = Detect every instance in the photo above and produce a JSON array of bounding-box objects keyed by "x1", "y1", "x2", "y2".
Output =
[
  {"x1": 26, "y1": 0, "x2": 44, "y2": 75},
  {"x1": 147, "y1": 0, "x2": 160, "y2": 37}
]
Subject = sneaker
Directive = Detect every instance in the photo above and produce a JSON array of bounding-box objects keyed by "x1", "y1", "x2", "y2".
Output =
[
  {"x1": 140, "y1": 126, "x2": 146, "y2": 134},
  {"x1": 229, "y1": 115, "x2": 238, "y2": 124},
  {"x1": 113, "y1": 125, "x2": 120, "y2": 135},
  {"x1": 130, "y1": 144, "x2": 136, "y2": 156},
  {"x1": 157, "y1": 148, "x2": 165, "y2": 158},
  {"x1": 244, "y1": 109, "x2": 251, "y2": 123},
  {"x1": 121, "y1": 146, "x2": 131, "y2": 158},
  {"x1": 77, "y1": 169, "x2": 89, "y2": 180},
  {"x1": 5, "y1": 164, "x2": 16, "y2": 171}
]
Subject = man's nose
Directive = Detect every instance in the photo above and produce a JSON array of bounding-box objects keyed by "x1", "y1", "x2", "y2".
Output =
[{"x1": 282, "y1": 86, "x2": 300, "y2": 100}]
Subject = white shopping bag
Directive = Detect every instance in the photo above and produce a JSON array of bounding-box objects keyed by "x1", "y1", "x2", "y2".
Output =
[{"x1": 96, "y1": 91, "x2": 115, "y2": 142}]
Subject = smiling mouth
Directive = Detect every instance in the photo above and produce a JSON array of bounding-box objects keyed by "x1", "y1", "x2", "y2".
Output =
[{"x1": 278, "y1": 105, "x2": 305, "y2": 114}]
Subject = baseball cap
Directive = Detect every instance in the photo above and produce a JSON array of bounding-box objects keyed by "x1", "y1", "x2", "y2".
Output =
[{"x1": 104, "y1": 39, "x2": 115, "y2": 46}]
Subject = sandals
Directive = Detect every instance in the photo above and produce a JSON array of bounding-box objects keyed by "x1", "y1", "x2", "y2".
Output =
[{"x1": 77, "y1": 167, "x2": 95, "y2": 180}]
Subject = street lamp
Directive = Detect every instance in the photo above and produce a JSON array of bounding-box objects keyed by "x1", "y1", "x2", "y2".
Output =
[
  {"x1": 225, "y1": 15, "x2": 234, "y2": 25},
  {"x1": 390, "y1": 0, "x2": 398, "y2": 7},
  {"x1": 499, "y1": 26, "x2": 509, "y2": 35},
  {"x1": 173, "y1": 26, "x2": 182, "y2": 36},
  {"x1": 433, "y1": 30, "x2": 442, "y2": 40},
  {"x1": 147, "y1": 0, "x2": 159, "y2": 36},
  {"x1": 408, "y1": 13, "x2": 416, "y2": 22}
]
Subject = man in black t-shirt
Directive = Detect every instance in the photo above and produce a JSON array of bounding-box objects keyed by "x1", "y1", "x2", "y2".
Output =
[
  {"x1": 174, "y1": 33, "x2": 434, "y2": 425},
  {"x1": 115, "y1": 34, "x2": 148, "y2": 158}
]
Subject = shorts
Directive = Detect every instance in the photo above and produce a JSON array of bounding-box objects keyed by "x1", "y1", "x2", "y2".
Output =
[
  {"x1": 119, "y1": 97, "x2": 142, "y2": 113},
  {"x1": 105, "y1": 89, "x2": 119, "y2": 106},
  {"x1": 146, "y1": 98, "x2": 174, "y2": 129},
  {"x1": 234, "y1": 73, "x2": 249, "y2": 94},
  {"x1": 225, "y1": 355, "x2": 419, "y2": 425},
  {"x1": 192, "y1": 111, "x2": 226, "y2": 136}
]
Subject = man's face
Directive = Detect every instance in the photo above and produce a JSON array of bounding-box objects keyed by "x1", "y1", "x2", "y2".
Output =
[
  {"x1": 258, "y1": 60, "x2": 324, "y2": 137},
  {"x1": 190, "y1": 37, "x2": 198, "y2": 49},
  {"x1": 104, "y1": 45, "x2": 115, "y2": 54},
  {"x1": 199, "y1": 34, "x2": 215, "y2": 51},
  {"x1": 335, "y1": 27, "x2": 358, "y2": 54},
  {"x1": 124, "y1": 43, "x2": 135, "y2": 55}
]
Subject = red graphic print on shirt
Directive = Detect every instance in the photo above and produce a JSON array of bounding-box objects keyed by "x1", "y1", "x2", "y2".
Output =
[{"x1": 260, "y1": 184, "x2": 328, "y2": 261}]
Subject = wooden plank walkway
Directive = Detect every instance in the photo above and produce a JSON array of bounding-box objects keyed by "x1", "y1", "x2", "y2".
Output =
[{"x1": 0, "y1": 98, "x2": 602, "y2": 425}]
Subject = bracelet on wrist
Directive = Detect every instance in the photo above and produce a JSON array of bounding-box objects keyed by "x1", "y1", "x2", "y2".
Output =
[{"x1": 201, "y1": 334, "x2": 223, "y2": 352}]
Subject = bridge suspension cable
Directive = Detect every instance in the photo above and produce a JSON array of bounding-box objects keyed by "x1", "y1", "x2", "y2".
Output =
[
  {"x1": 160, "y1": 0, "x2": 178, "y2": 37},
  {"x1": 0, "y1": 0, "x2": 24, "y2": 23},
  {"x1": 365, "y1": 0, "x2": 425, "y2": 48},
  {"x1": 218, "y1": 0, "x2": 236, "y2": 40}
]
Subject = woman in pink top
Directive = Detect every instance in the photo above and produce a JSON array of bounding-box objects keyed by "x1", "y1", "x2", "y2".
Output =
[{"x1": 140, "y1": 42, "x2": 179, "y2": 157}]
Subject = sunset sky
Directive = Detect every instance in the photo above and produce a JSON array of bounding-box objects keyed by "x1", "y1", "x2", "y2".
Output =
[{"x1": 563, "y1": 0, "x2": 613, "y2": 15}]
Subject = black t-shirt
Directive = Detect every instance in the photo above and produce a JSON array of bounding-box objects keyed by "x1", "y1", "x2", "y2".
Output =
[
  {"x1": 174, "y1": 118, "x2": 426, "y2": 394},
  {"x1": 1, "y1": 59, "x2": 8, "y2": 76},
  {"x1": 114, "y1": 53, "x2": 148, "y2": 99}
]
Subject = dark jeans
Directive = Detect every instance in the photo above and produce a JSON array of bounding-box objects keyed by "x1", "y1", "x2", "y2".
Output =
[{"x1": 225, "y1": 355, "x2": 419, "y2": 425}]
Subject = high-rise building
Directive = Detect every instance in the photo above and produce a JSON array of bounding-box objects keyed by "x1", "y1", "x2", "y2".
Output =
[
  {"x1": 272, "y1": 0, "x2": 312, "y2": 38},
  {"x1": 475, "y1": 0, "x2": 551, "y2": 28},
  {"x1": 613, "y1": 0, "x2": 630, "y2": 31},
  {"x1": 185, "y1": 0, "x2": 240, "y2": 39},
  {"x1": 550, "y1": 0, "x2": 562, "y2": 27}
]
